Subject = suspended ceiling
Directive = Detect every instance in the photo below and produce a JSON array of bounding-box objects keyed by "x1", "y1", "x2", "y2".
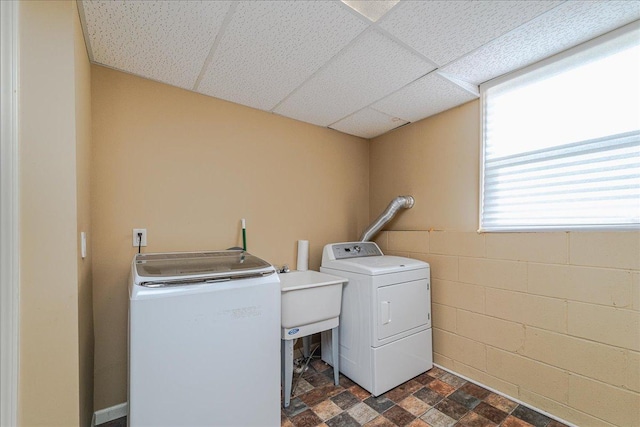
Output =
[{"x1": 78, "y1": 0, "x2": 640, "y2": 139}]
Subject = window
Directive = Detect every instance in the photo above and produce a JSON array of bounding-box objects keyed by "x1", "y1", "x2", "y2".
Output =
[{"x1": 480, "y1": 22, "x2": 640, "y2": 232}]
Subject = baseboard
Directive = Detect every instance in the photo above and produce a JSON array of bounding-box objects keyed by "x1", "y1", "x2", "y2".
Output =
[
  {"x1": 434, "y1": 363, "x2": 577, "y2": 427},
  {"x1": 92, "y1": 402, "x2": 128, "y2": 427}
]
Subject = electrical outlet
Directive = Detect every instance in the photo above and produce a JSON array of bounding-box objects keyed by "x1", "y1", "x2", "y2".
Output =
[{"x1": 133, "y1": 228, "x2": 147, "y2": 247}]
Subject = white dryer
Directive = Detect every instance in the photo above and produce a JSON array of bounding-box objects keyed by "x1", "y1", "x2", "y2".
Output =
[{"x1": 320, "y1": 242, "x2": 432, "y2": 396}]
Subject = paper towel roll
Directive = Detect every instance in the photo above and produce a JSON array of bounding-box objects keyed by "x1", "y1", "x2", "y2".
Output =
[{"x1": 297, "y1": 240, "x2": 309, "y2": 271}]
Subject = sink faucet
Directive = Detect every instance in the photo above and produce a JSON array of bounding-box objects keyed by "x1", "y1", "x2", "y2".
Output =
[{"x1": 279, "y1": 264, "x2": 290, "y2": 273}]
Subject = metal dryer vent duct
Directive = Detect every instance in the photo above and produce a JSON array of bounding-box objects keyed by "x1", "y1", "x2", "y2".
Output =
[{"x1": 360, "y1": 195, "x2": 415, "y2": 242}]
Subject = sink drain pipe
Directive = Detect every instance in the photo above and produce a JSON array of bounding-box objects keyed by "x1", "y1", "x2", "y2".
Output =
[{"x1": 359, "y1": 195, "x2": 415, "y2": 242}]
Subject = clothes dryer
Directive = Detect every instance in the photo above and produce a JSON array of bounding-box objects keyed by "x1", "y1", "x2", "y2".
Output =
[{"x1": 320, "y1": 242, "x2": 432, "y2": 396}]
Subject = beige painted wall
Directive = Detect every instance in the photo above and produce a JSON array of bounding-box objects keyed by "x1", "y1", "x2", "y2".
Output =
[
  {"x1": 369, "y1": 102, "x2": 479, "y2": 231},
  {"x1": 370, "y1": 101, "x2": 640, "y2": 426},
  {"x1": 74, "y1": 1, "x2": 95, "y2": 425},
  {"x1": 19, "y1": 1, "x2": 93, "y2": 425},
  {"x1": 90, "y1": 65, "x2": 370, "y2": 408}
]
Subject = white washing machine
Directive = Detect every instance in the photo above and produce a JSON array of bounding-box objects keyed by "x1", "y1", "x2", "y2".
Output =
[
  {"x1": 320, "y1": 242, "x2": 432, "y2": 396},
  {"x1": 129, "y1": 250, "x2": 280, "y2": 427}
]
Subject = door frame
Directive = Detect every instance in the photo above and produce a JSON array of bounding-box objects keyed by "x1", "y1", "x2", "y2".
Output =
[{"x1": 0, "y1": 1, "x2": 20, "y2": 425}]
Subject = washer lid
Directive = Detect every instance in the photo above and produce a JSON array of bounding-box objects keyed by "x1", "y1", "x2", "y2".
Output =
[
  {"x1": 133, "y1": 250, "x2": 273, "y2": 285},
  {"x1": 322, "y1": 255, "x2": 427, "y2": 275}
]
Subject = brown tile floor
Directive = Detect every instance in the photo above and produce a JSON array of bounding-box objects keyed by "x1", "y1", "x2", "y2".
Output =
[
  {"x1": 281, "y1": 359, "x2": 569, "y2": 427},
  {"x1": 98, "y1": 360, "x2": 569, "y2": 427}
]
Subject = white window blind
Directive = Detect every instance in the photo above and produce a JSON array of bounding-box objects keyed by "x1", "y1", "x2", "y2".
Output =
[{"x1": 480, "y1": 22, "x2": 640, "y2": 232}]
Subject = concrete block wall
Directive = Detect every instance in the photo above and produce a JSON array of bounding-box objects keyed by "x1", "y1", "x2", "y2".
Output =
[{"x1": 374, "y1": 230, "x2": 640, "y2": 427}]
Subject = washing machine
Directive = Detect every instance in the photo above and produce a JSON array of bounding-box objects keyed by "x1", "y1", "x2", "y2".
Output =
[
  {"x1": 320, "y1": 242, "x2": 432, "y2": 396},
  {"x1": 129, "y1": 250, "x2": 280, "y2": 426}
]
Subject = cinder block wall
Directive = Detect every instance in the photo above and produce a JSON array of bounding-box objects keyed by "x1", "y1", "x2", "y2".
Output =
[
  {"x1": 369, "y1": 101, "x2": 639, "y2": 426},
  {"x1": 374, "y1": 230, "x2": 639, "y2": 427}
]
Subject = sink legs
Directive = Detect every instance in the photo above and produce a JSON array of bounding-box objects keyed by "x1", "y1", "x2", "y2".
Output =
[
  {"x1": 282, "y1": 339, "x2": 294, "y2": 408},
  {"x1": 282, "y1": 327, "x2": 340, "y2": 408},
  {"x1": 331, "y1": 326, "x2": 339, "y2": 386},
  {"x1": 303, "y1": 336, "x2": 310, "y2": 358}
]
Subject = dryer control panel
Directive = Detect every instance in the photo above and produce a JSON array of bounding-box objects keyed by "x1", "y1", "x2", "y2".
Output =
[{"x1": 331, "y1": 242, "x2": 382, "y2": 259}]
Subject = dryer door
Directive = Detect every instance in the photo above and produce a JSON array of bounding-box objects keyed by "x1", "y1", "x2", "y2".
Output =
[{"x1": 375, "y1": 278, "x2": 430, "y2": 344}]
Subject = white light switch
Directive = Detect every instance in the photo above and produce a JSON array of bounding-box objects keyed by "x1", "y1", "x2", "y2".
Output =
[{"x1": 81, "y1": 232, "x2": 87, "y2": 259}]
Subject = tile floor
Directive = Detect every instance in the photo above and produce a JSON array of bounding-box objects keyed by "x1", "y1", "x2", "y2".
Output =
[
  {"x1": 98, "y1": 360, "x2": 569, "y2": 427},
  {"x1": 281, "y1": 359, "x2": 568, "y2": 427}
]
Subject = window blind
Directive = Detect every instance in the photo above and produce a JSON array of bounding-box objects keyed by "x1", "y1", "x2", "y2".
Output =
[
  {"x1": 482, "y1": 130, "x2": 640, "y2": 230},
  {"x1": 480, "y1": 22, "x2": 640, "y2": 232}
]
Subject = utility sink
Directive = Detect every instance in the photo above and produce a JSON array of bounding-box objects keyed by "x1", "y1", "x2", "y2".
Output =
[
  {"x1": 279, "y1": 270, "x2": 347, "y2": 339},
  {"x1": 279, "y1": 270, "x2": 347, "y2": 408}
]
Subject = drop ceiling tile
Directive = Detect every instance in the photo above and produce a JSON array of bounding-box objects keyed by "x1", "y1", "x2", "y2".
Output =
[
  {"x1": 373, "y1": 73, "x2": 478, "y2": 123},
  {"x1": 198, "y1": 1, "x2": 369, "y2": 112},
  {"x1": 81, "y1": 0, "x2": 231, "y2": 89},
  {"x1": 379, "y1": 1, "x2": 563, "y2": 66},
  {"x1": 330, "y1": 108, "x2": 408, "y2": 139},
  {"x1": 274, "y1": 30, "x2": 434, "y2": 127},
  {"x1": 440, "y1": 0, "x2": 640, "y2": 86},
  {"x1": 340, "y1": 0, "x2": 400, "y2": 22}
]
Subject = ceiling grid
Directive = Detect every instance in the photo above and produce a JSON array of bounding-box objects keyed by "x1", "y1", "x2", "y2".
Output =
[
  {"x1": 79, "y1": 0, "x2": 640, "y2": 139},
  {"x1": 192, "y1": 2, "x2": 238, "y2": 92}
]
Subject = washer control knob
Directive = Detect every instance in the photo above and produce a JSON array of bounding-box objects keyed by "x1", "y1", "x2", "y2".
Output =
[{"x1": 353, "y1": 245, "x2": 361, "y2": 253}]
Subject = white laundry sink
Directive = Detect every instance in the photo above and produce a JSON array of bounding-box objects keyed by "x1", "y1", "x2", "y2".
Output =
[
  {"x1": 279, "y1": 270, "x2": 346, "y2": 335},
  {"x1": 279, "y1": 270, "x2": 347, "y2": 408}
]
